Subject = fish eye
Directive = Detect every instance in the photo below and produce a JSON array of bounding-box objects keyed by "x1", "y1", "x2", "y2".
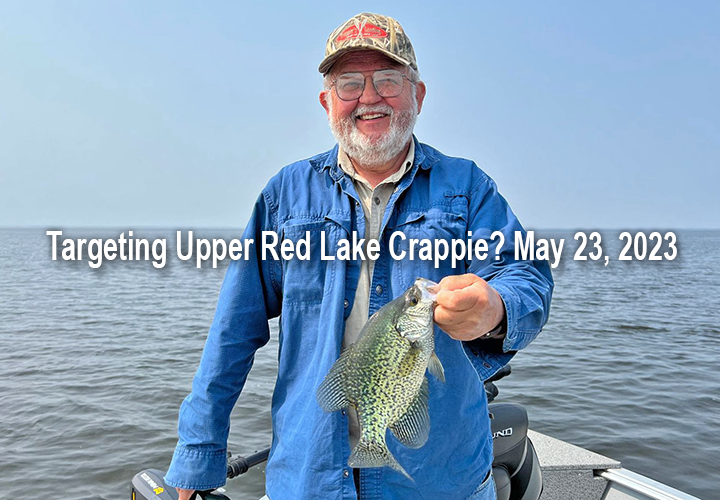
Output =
[{"x1": 410, "y1": 295, "x2": 419, "y2": 306}]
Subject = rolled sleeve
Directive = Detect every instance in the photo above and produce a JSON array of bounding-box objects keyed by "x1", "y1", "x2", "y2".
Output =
[
  {"x1": 165, "y1": 444, "x2": 228, "y2": 491},
  {"x1": 490, "y1": 276, "x2": 548, "y2": 352}
]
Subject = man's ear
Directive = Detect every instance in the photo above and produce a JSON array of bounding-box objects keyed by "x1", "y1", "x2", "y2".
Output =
[
  {"x1": 319, "y1": 91, "x2": 330, "y2": 115},
  {"x1": 415, "y1": 81, "x2": 427, "y2": 115}
]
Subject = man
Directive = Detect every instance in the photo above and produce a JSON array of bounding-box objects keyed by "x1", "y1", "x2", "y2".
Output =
[{"x1": 165, "y1": 13, "x2": 553, "y2": 500}]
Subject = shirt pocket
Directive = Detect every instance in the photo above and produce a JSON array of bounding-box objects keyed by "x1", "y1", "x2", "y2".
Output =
[
  {"x1": 280, "y1": 216, "x2": 349, "y2": 304},
  {"x1": 387, "y1": 208, "x2": 468, "y2": 287}
]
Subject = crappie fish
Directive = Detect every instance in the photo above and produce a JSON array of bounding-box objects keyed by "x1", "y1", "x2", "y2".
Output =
[{"x1": 316, "y1": 278, "x2": 446, "y2": 480}]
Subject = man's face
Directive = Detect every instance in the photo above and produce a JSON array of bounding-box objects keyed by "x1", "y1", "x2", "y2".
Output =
[{"x1": 320, "y1": 51, "x2": 426, "y2": 167}]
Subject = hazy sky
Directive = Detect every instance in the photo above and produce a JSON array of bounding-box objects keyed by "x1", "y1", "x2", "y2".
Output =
[{"x1": 1, "y1": 1, "x2": 718, "y2": 229}]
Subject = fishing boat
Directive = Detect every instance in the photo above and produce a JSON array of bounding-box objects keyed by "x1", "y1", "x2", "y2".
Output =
[{"x1": 526, "y1": 430, "x2": 702, "y2": 500}]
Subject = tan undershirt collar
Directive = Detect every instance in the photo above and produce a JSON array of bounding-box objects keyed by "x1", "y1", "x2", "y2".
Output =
[{"x1": 337, "y1": 138, "x2": 415, "y2": 189}]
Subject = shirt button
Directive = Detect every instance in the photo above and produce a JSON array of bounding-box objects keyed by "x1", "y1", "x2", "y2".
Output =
[
  {"x1": 344, "y1": 299, "x2": 349, "y2": 308},
  {"x1": 393, "y1": 187, "x2": 399, "y2": 193},
  {"x1": 374, "y1": 196, "x2": 381, "y2": 205},
  {"x1": 343, "y1": 469, "x2": 350, "y2": 478},
  {"x1": 376, "y1": 285, "x2": 383, "y2": 295},
  {"x1": 355, "y1": 200, "x2": 360, "y2": 206}
]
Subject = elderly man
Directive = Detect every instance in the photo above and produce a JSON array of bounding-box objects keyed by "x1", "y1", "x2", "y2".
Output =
[{"x1": 165, "y1": 12, "x2": 553, "y2": 500}]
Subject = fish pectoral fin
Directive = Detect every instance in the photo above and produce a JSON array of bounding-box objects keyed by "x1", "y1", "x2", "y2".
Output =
[
  {"x1": 349, "y1": 439, "x2": 412, "y2": 481},
  {"x1": 428, "y1": 351, "x2": 445, "y2": 383},
  {"x1": 316, "y1": 350, "x2": 352, "y2": 412},
  {"x1": 389, "y1": 378, "x2": 430, "y2": 449}
]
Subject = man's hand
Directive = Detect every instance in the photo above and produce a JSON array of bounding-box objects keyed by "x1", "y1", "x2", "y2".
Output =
[
  {"x1": 176, "y1": 488, "x2": 195, "y2": 500},
  {"x1": 434, "y1": 274, "x2": 505, "y2": 341}
]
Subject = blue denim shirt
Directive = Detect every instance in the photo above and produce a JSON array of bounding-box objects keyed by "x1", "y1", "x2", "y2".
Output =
[{"x1": 165, "y1": 139, "x2": 553, "y2": 500}]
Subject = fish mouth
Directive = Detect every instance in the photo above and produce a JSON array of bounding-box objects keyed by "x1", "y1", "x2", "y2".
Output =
[{"x1": 414, "y1": 278, "x2": 439, "y2": 302}]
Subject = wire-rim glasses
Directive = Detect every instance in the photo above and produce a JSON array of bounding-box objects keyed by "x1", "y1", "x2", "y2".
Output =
[{"x1": 331, "y1": 69, "x2": 413, "y2": 101}]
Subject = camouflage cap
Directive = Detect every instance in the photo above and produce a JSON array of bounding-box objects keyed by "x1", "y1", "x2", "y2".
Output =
[{"x1": 318, "y1": 13, "x2": 417, "y2": 75}]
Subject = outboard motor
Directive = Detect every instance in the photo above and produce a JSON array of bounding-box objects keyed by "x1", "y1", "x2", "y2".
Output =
[
  {"x1": 485, "y1": 366, "x2": 543, "y2": 500},
  {"x1": 131, "y1": 469, "x2": 231, "y2": 500}
]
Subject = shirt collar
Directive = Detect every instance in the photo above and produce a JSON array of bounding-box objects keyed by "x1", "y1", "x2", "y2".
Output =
[{"x1": 337, "y1": 137, "x2": 415, "y2": 189}]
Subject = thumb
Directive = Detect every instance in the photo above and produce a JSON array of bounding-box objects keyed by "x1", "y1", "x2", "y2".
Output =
[{"x1": 176, "y1": 488, "x2": 196, "y2": 500}]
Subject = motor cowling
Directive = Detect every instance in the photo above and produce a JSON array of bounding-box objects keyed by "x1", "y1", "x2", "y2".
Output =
[{"x1": 131, "y1": 469, "x2": 231, "y2": 500}]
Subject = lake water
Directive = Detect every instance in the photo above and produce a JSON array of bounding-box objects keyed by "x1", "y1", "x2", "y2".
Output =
[{"x1": 0, "y1": 228, "x2": 718, "y2": 499}]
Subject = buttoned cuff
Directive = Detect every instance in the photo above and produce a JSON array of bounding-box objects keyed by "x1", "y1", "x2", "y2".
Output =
[
  {"x1": 489, "y1": 281, "x2": 538, "y2": 353},
  {"x1": 164, "y1": 445, "x2": 228, "y2": 491}
]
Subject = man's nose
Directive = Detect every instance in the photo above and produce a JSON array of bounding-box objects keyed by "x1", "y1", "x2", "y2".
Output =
[{"x1": 358, "y1": 76, "x2": 382, "y2": 104}]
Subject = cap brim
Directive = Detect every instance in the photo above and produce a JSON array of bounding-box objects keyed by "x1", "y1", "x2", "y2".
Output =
[{"x1": 318, "y1": 46, "x2": 412, "y2": 74}]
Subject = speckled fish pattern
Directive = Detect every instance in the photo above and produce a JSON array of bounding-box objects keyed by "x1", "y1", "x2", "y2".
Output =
[{"x1": 316, "y1": 278, "x2": 445, "y2": 479}]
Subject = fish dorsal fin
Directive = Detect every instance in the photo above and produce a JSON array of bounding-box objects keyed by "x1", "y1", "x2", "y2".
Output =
[
  {"x1": 428, "y1": 351, "x2": 445, "y2": 383},
  {"x1": 316, "y1": 349, "x2": 352, "y2": 412},
  {"x1": 389, "y1": 377, "x2": 430, "y2": 449}
]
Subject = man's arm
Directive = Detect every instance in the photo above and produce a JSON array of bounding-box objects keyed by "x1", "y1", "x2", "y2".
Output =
[
  {"x1": 164, "y1": 192, "x2": 282, "y2": 492},
  {"x1": 435, "y1": 174, "x2": 553, "y2": 353}
]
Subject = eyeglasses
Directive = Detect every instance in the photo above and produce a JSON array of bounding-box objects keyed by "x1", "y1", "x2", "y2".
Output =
[{"x1": 331, "y1": 69, "x2": 413, "y2": 101}]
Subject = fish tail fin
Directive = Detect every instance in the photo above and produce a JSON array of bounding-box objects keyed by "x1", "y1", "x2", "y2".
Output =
[{"x1": 349, "y1": 439, "x2": 413, "y2": 481}]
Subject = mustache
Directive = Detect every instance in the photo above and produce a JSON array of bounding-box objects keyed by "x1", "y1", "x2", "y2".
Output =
[{"x1": 352, "y1": 104, "x2": 394, "y2": 120}]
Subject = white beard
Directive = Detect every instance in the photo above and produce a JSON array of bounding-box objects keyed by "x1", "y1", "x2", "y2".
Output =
[{"x1": 327, "y1": 93, "x2": 417, "y2": 168}]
